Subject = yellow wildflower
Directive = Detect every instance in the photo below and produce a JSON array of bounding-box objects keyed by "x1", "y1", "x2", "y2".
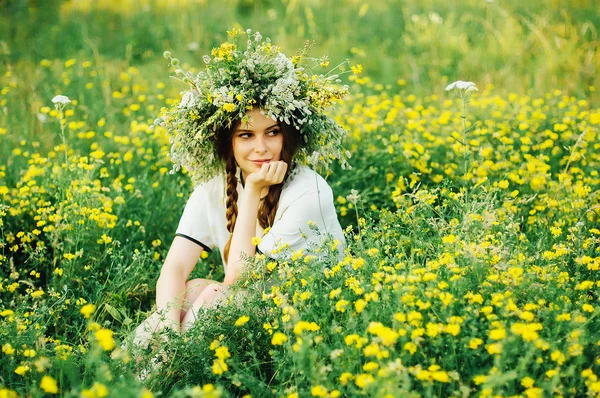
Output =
[
  {"x1": 355, "y1": 373, "x2": 374, "y2": 388},
  {"x1": 432, "y1": 371, "x2": 450, "y2": 383},
  {"x1": 311, "y1": 385, "x2": 328, "y2": 397},
  {"x1": 339, "y1": 372, "x2": 354, "y2": 385},
  {"x1": 23, "y1": 349, "x2": 36, "y2": 358},
  {"x1": 486, "y1": 343, "x2": 502, "y2": 354},
  {"x1": 473, "y1": 375, "x2": 487, "y2": 385},
  {"x1": 2, "y1": 343, "x2": 15, "y2": 355},
  {"x1": 94, "y1": 328, "x2": 115, "y2": 351},
  {"x1": 212, "y1": 359, "x2": 228, "y2": 375},
  {"x1": 444, "y1": 324, "x2": 460, "y2": 336},
  {"x1": 235, "y1": 315, "x2": 250, "y2": 326},
  {"x1": 15, "y1": 365, "x2": 31, "y2": 375},
  {"x1": 351, "y1": 64, "x2": 363, "y2": 75},
  {"x1": 271, "y1": 332, "x2": 288, "y2": 346},
  {"x1": 335, "y1": 299, "x2": 349, "y2": 312},
  {"x1": 489, "y1": 328, "x2": 506, "y2": 340},
  {"x1": 521, "y1": 377, "x2": 535, "y2": 388},
  {"x1": 80, "y1": 304, "x2": 96, "y2": 319},
  {"x1": 442, "y1": 234, "x2": 457, "y2": 244},
  {"x1": 40, "y1": 375, "x2": 59, "y2": 394},
  {"x1": 81, "y1": 382, "x2": 109, "y2": 398}
]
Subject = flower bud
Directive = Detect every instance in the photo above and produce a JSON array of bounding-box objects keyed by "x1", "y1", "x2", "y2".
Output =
[
  {"x1": 163, "y1": 51, "x2": 171, "y2": 59},
  {"x1": 171, "y1": 58, "x2": 180, "y2": 66}
]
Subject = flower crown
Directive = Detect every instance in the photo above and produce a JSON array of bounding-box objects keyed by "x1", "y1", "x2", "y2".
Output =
[{"x1": 155, "y1": 28, "x2": 351, "y2": 185}]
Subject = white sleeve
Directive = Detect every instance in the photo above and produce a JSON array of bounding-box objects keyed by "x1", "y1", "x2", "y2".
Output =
[
  {"x1": 257, "y1": 187, "x2": 338, "y2": 259},
  {"x1": 175, "y1": 184, "x2": 215, "y2": 251}
]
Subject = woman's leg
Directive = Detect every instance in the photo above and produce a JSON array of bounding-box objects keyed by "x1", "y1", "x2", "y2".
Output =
[
  {"x1": 180, "y1": 282, "x2": 231, "y2": 332},
  {"x1": 131, "y1": 311, "x2": 162, "y2": 349},
  {"x1": 180, "y1": 278, "x2": 215, "y2": 320},
  {"x1": 131, "y1": 278, "x2": 217, "y2": 348}
]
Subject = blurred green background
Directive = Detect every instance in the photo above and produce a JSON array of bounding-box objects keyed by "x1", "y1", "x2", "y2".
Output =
[{"x1": 2, "y1": 0, "x2": 599, "y2": 101}]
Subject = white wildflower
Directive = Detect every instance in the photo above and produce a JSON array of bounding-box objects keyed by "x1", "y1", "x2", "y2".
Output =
[
  {"x1": 346, "y1": 189, "x2": 360, "y2": 205},
  {"x1": 330, "y1": 349, "x2": 344, "y2": 359},
  {"x1": 445, "y1": 80, "x2": 478, "y2": 93},
  {"x1": 429, "y1": 12, "x2": 443, "y2": 24},
  {"x1": 51, "y1": 95, "x2": 71, "y2": 105}
]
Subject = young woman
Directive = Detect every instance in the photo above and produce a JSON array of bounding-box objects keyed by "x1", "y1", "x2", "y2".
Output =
[{"x1": 132, "y1": 29, "x2": 350, "y2": 347}]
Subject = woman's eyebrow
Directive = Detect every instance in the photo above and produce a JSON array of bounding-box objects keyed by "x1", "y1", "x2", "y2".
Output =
[{"x1": 236, "y1": 123, "x2": 279, "y2": 133}]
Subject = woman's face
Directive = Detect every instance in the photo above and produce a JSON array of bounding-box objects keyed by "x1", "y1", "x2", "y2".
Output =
[{"x1": 232, "y1": 108, "x2": 284, "y2": 180}]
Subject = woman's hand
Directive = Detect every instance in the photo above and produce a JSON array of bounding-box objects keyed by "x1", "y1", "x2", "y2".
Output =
[{"x1": 245, "y1": 160, "x2": 288, "y2": 192}]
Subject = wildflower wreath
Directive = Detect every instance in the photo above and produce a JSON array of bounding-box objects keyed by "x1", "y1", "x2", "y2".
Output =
[{"x1": 156, "y1": 28, "x2": 351, "y2": 184}]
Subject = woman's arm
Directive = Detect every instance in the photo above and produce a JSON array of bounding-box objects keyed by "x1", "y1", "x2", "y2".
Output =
[
  {"x1": 155, "y1": 236, "x2": 203, "y2": 331},
  {"x1": 224, "y1": 161, "x2": 288, "y2": 285}
]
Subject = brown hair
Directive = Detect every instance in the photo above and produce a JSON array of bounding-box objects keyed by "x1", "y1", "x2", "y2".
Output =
[{"x1": 214, "y1": 111, "x2": 301, "y2": 264}]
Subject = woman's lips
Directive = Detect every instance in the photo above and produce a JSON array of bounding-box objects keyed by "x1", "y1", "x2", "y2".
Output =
[{"x1": 251, "y1": 159, "x2": 271, "y2": 165}]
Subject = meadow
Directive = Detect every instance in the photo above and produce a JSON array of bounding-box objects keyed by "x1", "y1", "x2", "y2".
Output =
[{"x1": 1, "y1": 0, "x2": 600, "y2": 396}]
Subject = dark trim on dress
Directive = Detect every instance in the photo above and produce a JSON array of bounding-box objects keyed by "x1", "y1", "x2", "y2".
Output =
[{"x1": 175, "y1": 233, "x2": 212, "y2": 252}]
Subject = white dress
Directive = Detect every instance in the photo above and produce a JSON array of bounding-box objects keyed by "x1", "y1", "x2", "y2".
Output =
[{"x1": 175, "y1": 165, "x2": 345, "y2": 277}]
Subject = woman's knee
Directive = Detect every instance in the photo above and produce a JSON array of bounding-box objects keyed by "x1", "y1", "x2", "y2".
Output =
[
  {"x1": 183, "y1": 278, "x2": 211, "y2": 307},
  {"x1": 186, "y1": 283, "x2": 231, "y2": 311},
  {"x1": 180, "y1": 283, "x2": 227, "y2": 331},
  {"x1": 198, "y1": 283, "x2": 228, "y2": 303},
  {"x1": 185, "y1": 278, "x2": 211, "y2": 293}
]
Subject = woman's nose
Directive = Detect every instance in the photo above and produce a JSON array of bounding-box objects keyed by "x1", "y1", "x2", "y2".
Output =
[{"x1": 254, "y1": 136, "x2": 267, "y2": 152}]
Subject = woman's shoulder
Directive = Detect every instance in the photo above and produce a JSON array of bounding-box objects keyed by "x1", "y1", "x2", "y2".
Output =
[{"x1": 189, "y1": 173, "x2": 226, "y2": 199}]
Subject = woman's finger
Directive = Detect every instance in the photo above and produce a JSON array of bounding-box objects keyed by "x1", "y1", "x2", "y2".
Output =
[
  {"x1": 274, "y1": 161, "x2": 287, "y2": 183},
  {"x1": 246, "y1": 161, "x2": 287, "y2": 187},
  {"x1": 265, "y1": 161, "x2": 281, "y2": 181},
  {"x1": 272, "y1": 161, "x2": 287, "y2": 182},
  {"x1": 259, "y1": 162, "x2": 270, "y2": 178}
]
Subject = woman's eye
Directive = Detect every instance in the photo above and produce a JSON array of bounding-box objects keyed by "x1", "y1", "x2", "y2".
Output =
[
  {"x1": 239, "y1": 133, "x2": 251, "y2": 139},
  {"x1": 268, "y1": 129, "x2": 280, "y2": 136}
]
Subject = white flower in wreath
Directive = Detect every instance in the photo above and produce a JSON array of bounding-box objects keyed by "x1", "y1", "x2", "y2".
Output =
[{"x1": 179, "y1": 92, "x2": 194, "y2": 108}]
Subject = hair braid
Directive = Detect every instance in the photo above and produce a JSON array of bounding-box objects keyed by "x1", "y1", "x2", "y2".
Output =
[
  {"x1": 258, "y1": 185, "x2": 282, "y2": 229},
  {"x1": 223, "y1": 156, "x2": 238, "y2": 263},
  {"x1": 258, "y1": 162, "x2": 296, "y2": 229}
]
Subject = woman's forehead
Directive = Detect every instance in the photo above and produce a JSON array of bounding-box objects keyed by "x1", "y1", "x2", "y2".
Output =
[{"x1": 237, "y1": 109, "x2": 278, "y2": 131}]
